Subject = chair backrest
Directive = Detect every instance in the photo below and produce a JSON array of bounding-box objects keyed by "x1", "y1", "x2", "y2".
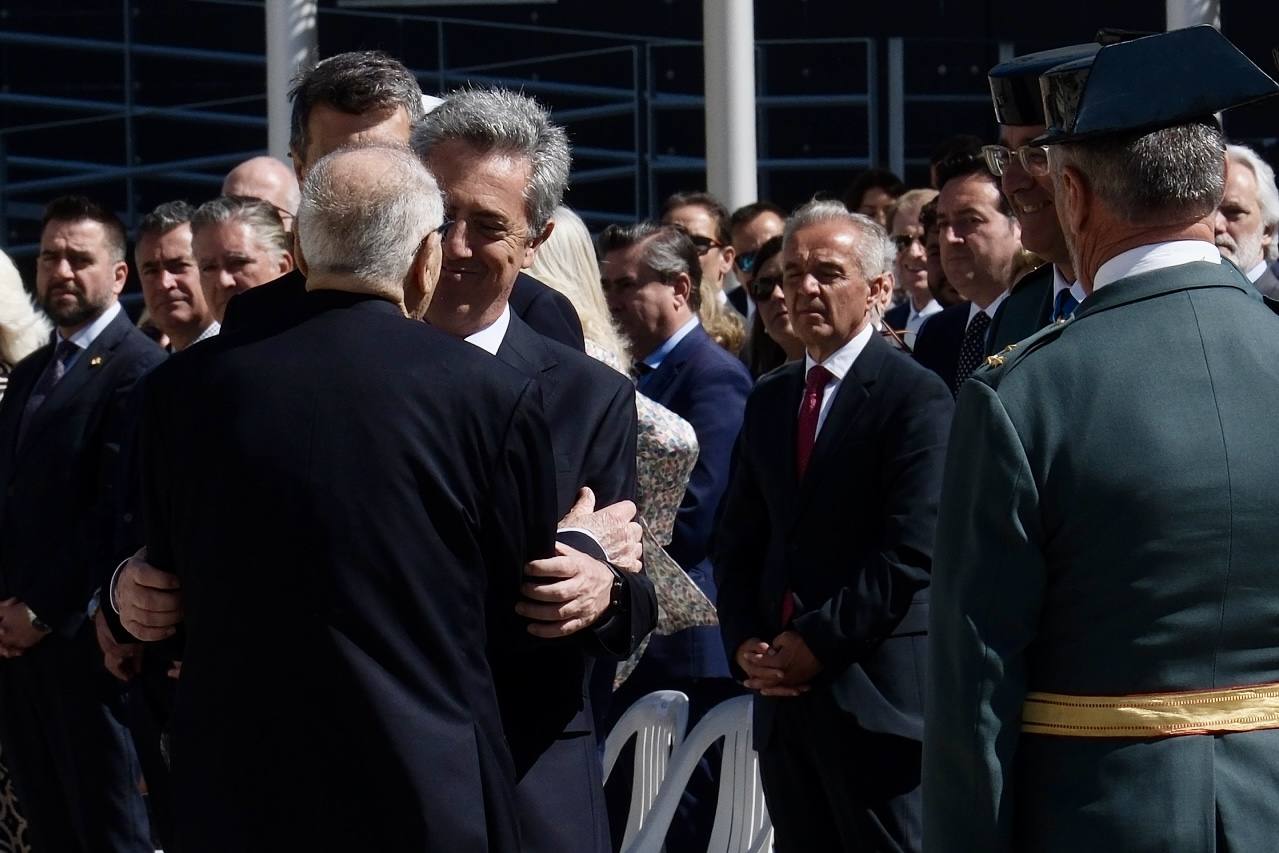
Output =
[
  {"x1": 603, "y1": 689, "x2": 691, "y2": 847},
  {"x1": 624, "y1": 695, "x2": 773, "y2": 853}
]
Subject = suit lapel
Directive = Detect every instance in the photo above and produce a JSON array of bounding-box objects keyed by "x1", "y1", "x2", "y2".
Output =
[
  {"x1": 18, "y1": 310, "x2": 132, "y2": 454},
  {"x1": 0, "y1": 346, "x2": 52, "y2": 476},
  {"x1": 791, "y1": 334, "x2": 889, "y2": 525},
  {"x1": 643, "y1": 325, "x2": 705, "y2": 404}
]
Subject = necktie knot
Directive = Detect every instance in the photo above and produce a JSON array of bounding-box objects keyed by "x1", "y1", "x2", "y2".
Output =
[
  {"x1": 805, "y1": 364, "x2": 833, "y2": 394},
  {"x1": 1053, "y1": 288, "x2": 1080, "y2": 323}
]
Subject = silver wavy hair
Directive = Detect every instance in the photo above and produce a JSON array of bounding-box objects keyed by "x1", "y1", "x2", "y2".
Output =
[
  {"x1": 1226, "y1": 143, "x2": 1279, "y2": 262},
  {"x1": 783, "y1": 200, "x2": 894, "y2": 279}
]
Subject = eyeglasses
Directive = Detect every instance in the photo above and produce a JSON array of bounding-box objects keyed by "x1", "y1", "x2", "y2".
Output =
[
  {"x1": 435, "y1": 216, "x2": 456, "y2": 236},
  {"x1": 981, "y1": 144, "x2": 1050, "y2": 178},
  {"x1": 892, "y1": 234, "x2": 924, "y2": 253},
  {"x1": 687, "y1": 235, "x2": 726, "y2": 256},
  {"x1": 748, "y1": 274, "x2": 783, "y2": 302},
  {"x1": 735, "y1": 250, "x2": 759, "y2": 274}
]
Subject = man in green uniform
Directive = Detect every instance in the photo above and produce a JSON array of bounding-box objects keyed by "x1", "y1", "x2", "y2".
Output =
[{"x1": 924, "y1": 26, "x2": 1279, "y2": 853}]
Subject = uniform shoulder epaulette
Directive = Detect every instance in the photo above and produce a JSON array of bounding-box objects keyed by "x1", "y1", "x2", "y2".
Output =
[{"x1": 976, "y1": 318, "x2": 1069, "y2": 382}]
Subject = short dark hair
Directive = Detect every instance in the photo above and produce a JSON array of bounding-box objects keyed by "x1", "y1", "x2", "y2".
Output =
[
  {"x1": 137, "y1": 200, "x2": 195, "y2": 242},
  {"x1": 841, "y1": 168, "x2": 905, "y2": 211},
  {"x1": 935, "y1": 152, "x2": 1013, "y2": 217},
  {"x1": 597, "y1": 221, "x2": 703, "y2": 311},
  {"x1": 661, "y1": 191, "x2": 732, "y2": 246},
  {"x1": 41, "y1": 195, "x2": 127, "y2": 262},
  {"x1": 929, "y1": 134, "x2": 985, "y2": 170},
  {"x1": 729, "y1": 200, "x2": 786, "y2": 232},
  {"x1": 288, "y1": 50, "x2": 426, "y2": 157},
  {"x1": 752, "y1": 234, "x2": 784, "y2": 273}
]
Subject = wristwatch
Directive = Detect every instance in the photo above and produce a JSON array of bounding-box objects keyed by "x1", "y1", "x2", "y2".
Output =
[
  {"x1": 24, "y1": 606, "x2": 50, "y2": 634},
  {"x1": 607, "y1": 565, "x2": 625, "y2": 613}
]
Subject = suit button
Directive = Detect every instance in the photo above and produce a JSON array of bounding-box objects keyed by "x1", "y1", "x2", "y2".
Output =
[{"x1": 122, "y1": 512, "x2": 134, "y2": 523}]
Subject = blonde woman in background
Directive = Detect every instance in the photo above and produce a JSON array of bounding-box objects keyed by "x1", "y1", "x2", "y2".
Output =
[
  {"x1": 0, "y1": 251, "x2": 51, "y2": 403},
  {"x1": 0, "y1": 249, "x2": 41, "y2": 852},
  {"x1": 528, "y1": 208, "x2": 717, "y2": 674}
]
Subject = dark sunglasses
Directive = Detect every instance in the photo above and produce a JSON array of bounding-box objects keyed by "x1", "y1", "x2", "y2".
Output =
[
  {"x1": 687, "y1": 235, "x2": 725, "y2": 256},
  {"x1": 892, "y1": 234, "x2": 924, "y2": 253},
  {"x1": 735, "y1": 250, "x2": 758, "y2": 273},
  {"x1": 749, "y1": 273, "x2": 783, "y2": 302}
]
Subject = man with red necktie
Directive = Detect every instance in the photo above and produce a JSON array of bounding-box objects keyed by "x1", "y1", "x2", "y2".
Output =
[{"x1": 714, "y1": 200, "x2": 952, "y2": 853}]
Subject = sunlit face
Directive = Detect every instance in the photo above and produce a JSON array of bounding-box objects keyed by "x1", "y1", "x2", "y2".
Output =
[
  {"x1": 663, "y1": 204, "x2": 733, "y2": 287},
  {"x1": 294, "y1": 103, "x2": 414, "y2": 181},
  {"x1": 889, "y1": 205, "x2": 931, "y2": 306},
  {"x1": 782, "y1": 220, "x2": 886, "y2": 358},
  {"x1": 600, "y1": 240, "x2": 691, "y2": 360},
  {"x1": 193, "y1": 219, "x2": 291, "y2": 322},
  {"x1": 36, "y1": 218, "x2": 125, "y2": 331},
  {"x1": 731, "y1": 211, "x2": 785, "y2": 288},
  {"x1": 1214, "y1": 158, "x2": 1274, "y2": 270},
  {"x1": 997, "y1": 124, "x2": 1067, "y2": 266},
  {"x1": 137, "y1": 223, "x2": 211, "y2": 338},
  {"x1": 750, "y1": 252, "x2": 799, "y2": 351},
  {"x1": 938, "y1": 172, "x2": 1022, "y2": 306},
  {"x1": 425, "y1": 140, "x2": 542, "y2": 337}
]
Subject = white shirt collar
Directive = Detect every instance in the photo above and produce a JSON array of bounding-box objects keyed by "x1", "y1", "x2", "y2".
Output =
[
  {"x1": 966, "y1": 289, "x2": 1008, "y2": 326},
  {"x1": 909, "y1": 299, "x2": 943, "y2": 322},
  {"x1": 1052, "y1": 265, "x2": 1086, "y2": 304},
  {"x1": 803, "y1": 322, "x2": 875, "y2": 382},
  {"x1": 1246, "y1": 260, "x2": 1269, "y2": 283},
  {"x1": 62, "y1": 301, "x2": 122, "y2": 350},
  {"x1": 1093, "y1": 241, "x2": 1221, "y2": 292},
  {"x1": 464, "y1": 303, "x2": 511, "y2": 355}
]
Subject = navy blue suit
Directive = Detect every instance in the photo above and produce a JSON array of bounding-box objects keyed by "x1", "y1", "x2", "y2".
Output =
[
  {"x1": 910, "y1": 302, "x2": 969, "y2": 391},
  {"x1": 715, "y1": 332, "x2": 953, "y2": 852},
  {"x1": 884, "y1": 301, "x2": 911, "y2": 336},
  {"x1": 0, "y1": 307, "x2": 164, "y2": 853}
]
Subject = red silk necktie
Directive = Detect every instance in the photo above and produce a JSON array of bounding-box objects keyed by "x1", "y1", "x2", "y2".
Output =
[{"x1": 784, "y1": 364, "x2": 833, "y2": 625}]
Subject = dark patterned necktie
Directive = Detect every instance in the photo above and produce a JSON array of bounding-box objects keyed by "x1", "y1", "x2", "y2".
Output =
[
  {"x1": 1053, "y1": 289, "x2": 1080, "y2": 323},
  {"x1": 953, "y1": 311, "x2": 991, "y2": 397},
  {"x1": 19, "y1": 338, "x2": 80, "y2": 444}
]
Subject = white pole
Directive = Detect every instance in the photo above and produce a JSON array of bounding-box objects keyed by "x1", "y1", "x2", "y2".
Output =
[
  {"x1": 703, "y1": 0, "x2": 757, "y2": 210},
  {"x1": 1166, "y1": 0, "x2": 1220, "y2": 30},
  {"x1": 266, "y1": 0, "x2": 318, "y2": 160}
]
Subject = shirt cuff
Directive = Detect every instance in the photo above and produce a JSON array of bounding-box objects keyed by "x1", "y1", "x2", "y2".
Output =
[
  {"x1": 108, "y1": 557, "x2": 130, "y2": 614},
  {"x1": 555, "y1": 526, "x2": 607, "y2": 556}
]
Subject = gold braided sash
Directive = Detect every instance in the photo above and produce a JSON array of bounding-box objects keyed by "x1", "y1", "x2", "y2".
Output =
[{"x1": 1021, "y1": 682, "x2": 1279, "y2": 738}]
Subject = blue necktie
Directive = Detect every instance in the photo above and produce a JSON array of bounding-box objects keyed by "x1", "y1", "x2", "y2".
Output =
[
  {"x1": 1053, "y1": 289, "x2": 1080, "y2": 323},
  {"x1": 19, "y1": 338, "x2": 79, "y2": 444}
]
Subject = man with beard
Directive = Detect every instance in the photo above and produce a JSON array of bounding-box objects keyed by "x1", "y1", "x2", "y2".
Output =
[
  {"x1": 0, "y1": 195, "x2": 163, "y2": 852},
  {"x1": 1215, "y1": 143, "x2": 1279, "y2": 299}
]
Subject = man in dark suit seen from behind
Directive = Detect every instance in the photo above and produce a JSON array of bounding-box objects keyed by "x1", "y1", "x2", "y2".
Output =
[
  {"x1": 411, "y1": 86, "x2": 656, "y2": 853},
  {"x1": 142, "y1": 145, "x2": 553, "y2": 851},
  {"x1": 219, "y1": 51, "x2": 584, "y2": 350},
  {"x1": 599, "y1": 221, "x2": 753, "y2": 851},
  {"x1": 0, "y1": 196, "x2": 163, "y2": 852},
  {"x1": 1216, "y1": 143, "x2": 1279, "y2": 298},
  {"x1": 715, "y1": 201, "x2": 952, "y2": 853}
]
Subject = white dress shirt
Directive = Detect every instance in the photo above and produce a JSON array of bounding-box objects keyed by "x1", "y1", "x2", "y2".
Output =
[
  {"x1": 1246, "y1": 260, "x2": 1268, "y2": 283},
  {"x1": 966, "y1": 289, "x2": 1008, "y2": 329},
  {"x1": 463, "y1": 304, "x2": 511, "y2": 355},
  {"x1": 61, "y1": 301, "x2": 123, "y2": 369},
  {"x1": 801, "y1": 322, "x2": 875, "y2": 437},
  {"x1": 904, "y1": 298, "x2": 942, "y2": 349},
  {"x1": 1093, "y1": 241, "x2": 1221, "y2": 292},
  {"x1": 1052, "y1": 266, "x2": 1087, "y2": 306}
]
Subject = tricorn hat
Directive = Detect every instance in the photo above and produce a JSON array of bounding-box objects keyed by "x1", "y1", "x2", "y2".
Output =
[
  {"x1": 1036, "y1": 26, "x2": 1279, "y2": 145},
  {"x1": 989, "y1": 43, "x2": 1102, "y2": 126}
]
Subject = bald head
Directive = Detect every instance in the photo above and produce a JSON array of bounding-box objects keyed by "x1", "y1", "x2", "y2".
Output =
[
  {"x1": 297, "y1": 145, "x2": 443, "y2": 304},
  {"x1": 222, "y1": 156, "x2": 301, "y2": 230}
]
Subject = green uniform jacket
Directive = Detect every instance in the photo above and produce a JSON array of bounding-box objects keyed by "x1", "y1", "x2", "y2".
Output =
[
  {"x1": 986, "y1": 262, "x2": 1053, "y2": 356},
  {"x1": 923, "y1": 259, "x2": 1279, "y2": 852}
]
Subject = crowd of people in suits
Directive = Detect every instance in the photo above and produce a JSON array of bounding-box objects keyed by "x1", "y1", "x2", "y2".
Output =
[{"x1": 0, "y1": 22, "x2": 1277, "y2": 853}]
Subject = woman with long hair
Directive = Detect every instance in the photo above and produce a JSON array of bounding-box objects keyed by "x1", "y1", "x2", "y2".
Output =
[{"x1": 0, "y1": 251, "x2": 51, "y2": 402}]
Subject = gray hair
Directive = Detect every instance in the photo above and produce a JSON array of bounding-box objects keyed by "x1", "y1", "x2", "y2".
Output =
[
  {"x1": 1049, "y1": 122, "x2": 1226, "y2": 226},
  {"x1": 137, "y1": 200, "x2": 195, "y2": 243},
  {"x1": 191, "y1": 196, "x2": 291, "y2": 262},
  {"x1": 297, "y1": 145, "x2": 443, "y2": 291},
  {"x1": 783, "y1": 199, "x2": 894, "y2": 279},
  {"x1": 1226, "y1": 143, "x2": 1279, "y2": 261},
  {"x1": 411, "y1": 87, "x2": 570, "y2": 238},
  {"x1": 596, "y1": 221, "x2": 703, "y2": 312}
]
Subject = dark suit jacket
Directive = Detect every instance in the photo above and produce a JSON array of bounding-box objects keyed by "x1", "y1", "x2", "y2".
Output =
[
  {"x1": 493, "y1": 313, "x2": 655, "y2": 852},
  {"x1": 911, "y1": 301, "x2": 970, "y2": 392},
  {"x1": 1253, "y1": 265, "x2": 1279, "y2": 301},
  {"x1": 0, "y1": 307, "x2": 166, "y2": 637},
  {"x1": 143, "y1": 290, "x2": 558, "y2": 852},
  {"x1": 714, "y1": 332, "x2": 952, "y2": 747},
  {"x1": 987, "y1": 263, "x2": 1053, "y2": 355},
  {"x1": 223, "y1": 269, "x2": 586, "y2": 351},
  {"x1": 884, "y1": 301, "x2": 910, "y2": 335},
  {"x1": 636, "y1": 323, "x2": 752, "y2": 681},
  {"x1": 925, "y1": 261, "x2": 1279, "y2": 852}
]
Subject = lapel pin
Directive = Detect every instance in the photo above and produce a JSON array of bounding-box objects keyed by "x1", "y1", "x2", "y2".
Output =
[{"x1": 89, "y1": 355, "x2": 104, "y2": 367}]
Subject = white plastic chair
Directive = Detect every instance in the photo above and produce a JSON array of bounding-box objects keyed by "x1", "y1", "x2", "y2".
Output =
[
  {"x1": 623, "y1": 695, "x2": 774, "y2": 853},
  {"x1": 603, "y1": 690, "x2": 691, "y2": 849}
]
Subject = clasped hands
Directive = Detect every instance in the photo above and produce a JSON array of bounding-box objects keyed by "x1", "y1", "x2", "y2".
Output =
[
  {"x1": 736, "y1": 631, "x2": 823, "y2": 698},
  {"x1": 115, "y1": 486, "x2": 644, "y2": 645}
]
